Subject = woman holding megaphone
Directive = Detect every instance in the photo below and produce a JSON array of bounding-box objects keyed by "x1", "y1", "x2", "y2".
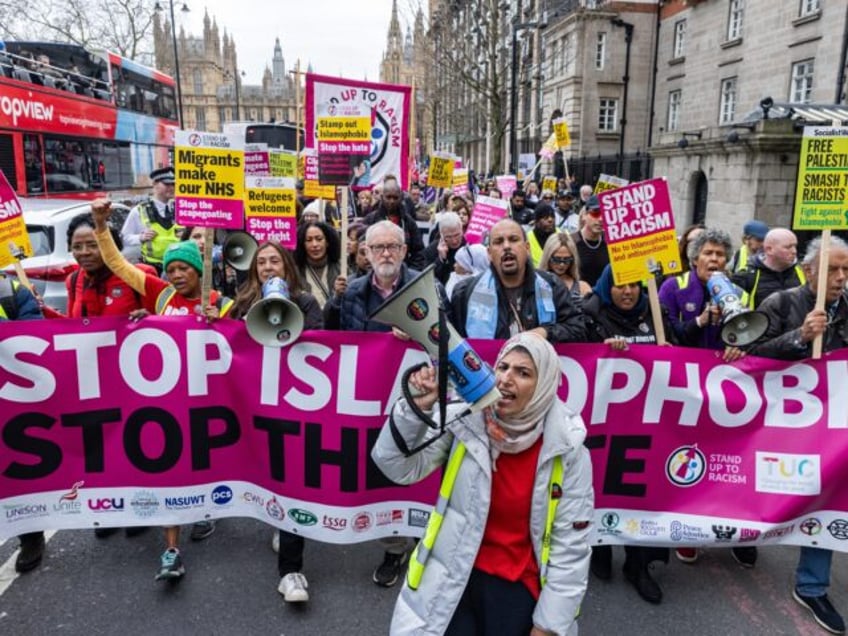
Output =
[
  {"x1": 229, "y1": 240, "x2": 322, "y2": 605},
  {"x1": 371, "y1": 332, "x2": 594, "y2": 636}
]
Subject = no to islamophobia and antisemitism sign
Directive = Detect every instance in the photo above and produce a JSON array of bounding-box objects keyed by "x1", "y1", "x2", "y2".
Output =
[
  {"x1": 4, "y1": 318, "x2": 848, "y2": 550},
  {"x1": 793, "y1": 126, "x2": 848, "y2": 230},
  {"x1": 598, "y1": 177, "x2": 681, "y2": 285},
  {"x1": 174, "y1": 130, "x2": 245, "y2": 229}
]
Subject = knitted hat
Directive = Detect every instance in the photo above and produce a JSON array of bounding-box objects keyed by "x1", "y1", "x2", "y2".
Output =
[
  {"x1": 742, "y1": 220, "x2": 768, "y2": 240},
  {"x1": 163, "y1": 241, "x2": 203, "y2": 274}
]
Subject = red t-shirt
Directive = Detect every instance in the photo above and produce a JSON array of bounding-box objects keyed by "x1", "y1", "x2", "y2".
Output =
[{"x1": 474, "y1": 437, "x2": 543, "y2": 599}]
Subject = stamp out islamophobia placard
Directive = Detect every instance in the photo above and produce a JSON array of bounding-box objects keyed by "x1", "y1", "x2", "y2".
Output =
[
  {"x1": 306, "y1": 73, "x2": 412, "y2": 190},
  {"x1": 244, "y1": 176, "x2": 297, "y2": 248},
  {"x1": 428, "y1": 153, "x2": 454, "y2": 189},
  {"x1": 316, "y1": 102, "x2": 372, "y2": 187},
  {"x1": 174, "y1": 130, "x2": 245, "y2": 229},
  {"x1": 0, "y1": 170, "x2": 32, "y2": 268},
  {"x1": 792, "y1": 126, "x2": 848, "y2": 230},
  {"x1": 598, "y1": 177, "x2": 681, "y2": 285}
]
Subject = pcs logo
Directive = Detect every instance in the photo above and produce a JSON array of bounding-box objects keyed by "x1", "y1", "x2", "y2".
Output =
[{"x1": 211, "y1": 485, "x2": 233, "y2": 506}]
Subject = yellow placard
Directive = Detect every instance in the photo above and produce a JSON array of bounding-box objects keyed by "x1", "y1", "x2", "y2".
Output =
[
  {"x1": 553, "y1": 118, "x2": 570, "y2": 148},
  {"x1": 542, "y1": 176, "x2": 558, "y2": 193},
  {"x1": 304, "y1": 180, "x2": 336, "y2": 200},
  {"x1": 0, "y1": 209, "x2": 32, "y2": 270},
  {"x1": 429, "y1": 155, "x2": 454, "y2": 189},
  {"x1": 317, "y1": 116, "x2": 371, "y2": 142},
  {"x1": 595, "y1": 174, "x2": 629, "y2": 195},
  {"x1": 245, "y1": 180, "x2": 297, "y2": 219},
  {"x1": 793, "y1": 126, "x2": 848, "y2": 230},
  {"x1": 269, "y1": 150, "x2": 297, "y2": 177},
  {"x1": 175, "y1": 146, "x2": 244, "y2": 201}
]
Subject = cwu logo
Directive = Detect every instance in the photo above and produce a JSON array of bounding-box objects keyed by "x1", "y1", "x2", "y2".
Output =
[{"x1": 666, "y1": 445, "x2": 707, "y2": 487}]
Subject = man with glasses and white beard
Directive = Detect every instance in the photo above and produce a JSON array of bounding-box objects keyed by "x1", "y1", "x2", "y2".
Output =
[{"x1": 323, "y1": 220, "x2": 449, "y2": 587}]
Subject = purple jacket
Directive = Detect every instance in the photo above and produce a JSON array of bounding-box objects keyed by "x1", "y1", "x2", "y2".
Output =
[{"x1": 658, "y1": 269, "x2": 724, "y2": 350}]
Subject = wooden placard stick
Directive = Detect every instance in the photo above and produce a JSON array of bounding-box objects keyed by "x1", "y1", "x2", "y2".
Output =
[
  {"x1": 811, "y1": 228, "x2": 830, "y2": 360},
  {"x1": 200, "y1": 228, "x2": 214, "y2": 312},
  {"x1": 339, "y1": 187, "x2": 349, "y2": 279}
]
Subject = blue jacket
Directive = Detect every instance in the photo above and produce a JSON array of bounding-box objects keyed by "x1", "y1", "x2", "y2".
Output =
[{"x1": 0, "y1": 278, "x2": 43, "y2": 321}]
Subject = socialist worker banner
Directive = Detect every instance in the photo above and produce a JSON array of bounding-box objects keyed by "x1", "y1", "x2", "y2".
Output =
[
  {"x1": 2, "y1": 318, "x2": 848, "y2": 551},
  {"x1": 305, "y1": 73, "x2": 412, "y2": 190}
]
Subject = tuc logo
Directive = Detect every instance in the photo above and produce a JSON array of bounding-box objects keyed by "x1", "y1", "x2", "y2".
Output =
[
  {"x1": 755, "y1": 452, "x2": 820, "y2": 496},
  {"x1": 211, "y1": 485, "x2": 233, "y2": 506}
]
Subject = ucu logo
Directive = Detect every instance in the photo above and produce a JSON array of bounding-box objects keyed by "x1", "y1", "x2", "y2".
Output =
[
  {"x1": 761, "y1": 456, "x2": 816, "y2": 477},
  {"x1": 88, "y1": 498, "x2": 124, "y2": 511}
]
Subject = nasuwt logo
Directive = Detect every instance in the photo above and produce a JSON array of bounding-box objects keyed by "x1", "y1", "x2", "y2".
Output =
[{"x1": 665, "y1": 445, "x2": 707, "y2": 487}]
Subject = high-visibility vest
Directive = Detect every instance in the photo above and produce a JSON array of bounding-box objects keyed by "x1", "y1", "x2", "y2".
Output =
[
  {"x1": 154, "y1": 286, "x2": 233, "y2": 317},
  {"x1": 732, "y1": 245, "x2": 751, "y2": 273},
  {"x1": 406, "y1": 440, "x2": 564, "y2": 590},
  {"x1": 527, "y1": 228, "x2": 560, "y2": 268},
  {"x1": 673, "y1": 271, "x2": 751, "y2": 309},
  {"x1": 746, "y1": 265, "x2": 806, "y2": 309},
  {"x1": 139, "y1": 201, "x2": 182, "y2": 265},
  {"x1": 0, "y1": 277, "x2": 20, "y2": 319}
]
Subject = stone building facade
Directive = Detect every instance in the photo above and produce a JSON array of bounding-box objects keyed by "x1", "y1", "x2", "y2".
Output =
[{"x1": 152, "y1": 10, "x2": 300, "y2": 133}]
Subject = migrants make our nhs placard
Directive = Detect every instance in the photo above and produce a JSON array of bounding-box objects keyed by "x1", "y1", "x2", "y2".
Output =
[
  {"x1": 598, "y1": 177, "x2": 681, "y2": 285},
  {"x1": 174, "y1": 130, "x2": 245, "y2": 229}
]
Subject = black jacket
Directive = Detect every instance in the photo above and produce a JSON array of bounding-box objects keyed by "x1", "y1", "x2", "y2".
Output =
[
  {"x1": 731, "y1": 256, "x2": 806, "y2": 309},
  {"x1": 450, "y1": 265, "x2": 585, "y2": 342},
  {"x1": 750, "y1": 285, "x2": 848, "y2": 360},
  {"x1": 583, "y1": 292, "x2": 674, "y2": 345},
  {"x1": 422, "y1": 238, "x2": 467, "y2": 285}
]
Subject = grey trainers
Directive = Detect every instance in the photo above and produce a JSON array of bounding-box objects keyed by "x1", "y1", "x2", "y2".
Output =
[
  {"x1": 372, "y1": 551, "x2": 408, "y2": 587},
  {"x1": 155, "y1": 548, "x2": 185, "y2": 581},
  {"x1": 190, "y1": 520, "x2": 216, "y2": 542}
]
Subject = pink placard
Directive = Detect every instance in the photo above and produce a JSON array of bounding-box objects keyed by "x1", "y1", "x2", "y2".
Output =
[
  {"x1": 495, "y1": 174, "x2": 517, "y2": 198},
  {"x1": 465, "y1": 196, "x2": 509, "y2": 244},
  {"x1": 175, "y1": 198, "x2": 245, "y2": 230}
]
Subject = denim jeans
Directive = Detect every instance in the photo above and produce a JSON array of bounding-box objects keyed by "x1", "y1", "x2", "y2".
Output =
[{"x1": 795, "y1": 547, "x2": 832, "y2": 597}]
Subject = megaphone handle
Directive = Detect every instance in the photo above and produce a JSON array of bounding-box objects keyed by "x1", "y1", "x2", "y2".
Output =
[{"x1": 401, "y1": 362, "x2": 440, "y2": 431}]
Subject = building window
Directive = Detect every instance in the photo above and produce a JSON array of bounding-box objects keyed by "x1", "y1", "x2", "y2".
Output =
[
  {"x1": 673, "y1": 20, "x2": 686, "y2": 58},
  {"x1": 192, "y1": 69, "x2": 203, "y2": 95},
  {"x1": 667, "y1": 90, "x2": 682, "y2": 132},
  {"x1": 599, "y1": 98, "x2": 618, "y2": 132},
  {"x1": 719, "y1": 77, "x2": 737, "y2": 124},
  {"x1": 549, "y1": 38, "x2": 559, "y2": 76},
  {"x1": 563, "y1": 33, "x2": 573, "y2": 73},
  {"x1": 790, "y1": 59, "x2": 815, "y2": 103},
  {"x1": 727, "y1": 0, "x2": 745, "y2": 41},
  {"x1": 196, "y1": 107, "x2": 206, "y2": 131},
  {"x1": 799, "y1": 0, "x2": 820, "y2": 17},
  {"x1": 595, "y1": 32, "x2": 606, "y2": 70}
]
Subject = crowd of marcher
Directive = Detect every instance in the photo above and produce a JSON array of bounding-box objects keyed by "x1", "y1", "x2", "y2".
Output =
[{"x1": 2, "y1": 164, "x2": 847, "y2": 635}]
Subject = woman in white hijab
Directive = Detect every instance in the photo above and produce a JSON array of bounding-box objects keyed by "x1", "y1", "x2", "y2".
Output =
[
  {"x1": 445, "y1": 243, "x2": 490, "y2": 299},
  {"x1": 372, "y1": 332, "x2": 594, "y2": 636}
]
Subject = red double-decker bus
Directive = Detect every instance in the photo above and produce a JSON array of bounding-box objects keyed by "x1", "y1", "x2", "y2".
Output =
[{"x1": 0, "y1": 41, "x2": 178, "y2": 198}]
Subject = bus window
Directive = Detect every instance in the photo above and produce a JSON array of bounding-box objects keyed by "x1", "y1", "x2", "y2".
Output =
[{"x1": 24, "y1": 135, "x2": 44, "y2": 194}]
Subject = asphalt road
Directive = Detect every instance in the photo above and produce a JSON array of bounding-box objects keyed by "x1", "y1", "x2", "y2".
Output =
[{"x1": 0, "y1": 519, "x2": 842, "y2": 635}]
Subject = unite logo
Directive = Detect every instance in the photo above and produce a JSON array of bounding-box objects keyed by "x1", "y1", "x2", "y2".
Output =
[{"x1": 0, "y1": 95, "x2": 54, "y2": 126}]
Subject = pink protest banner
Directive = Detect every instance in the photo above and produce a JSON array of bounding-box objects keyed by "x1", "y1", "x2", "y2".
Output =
[
  {"x1": 465, "y1": 195, "x2": 509, "y2": 245},
  {"x1": 495, "y1": 174, "x2": 517, "y2": 199},
  {"x1": 3, "y1": 319, "x2": 848, "y2": 552},
  {"x1": 244, "y1": 143, "x2": 271, "y2": 176},
  {"x1": 0, "y1": 170, "x2": 32, "y2": 268},
  {"x1": 174, "y1": 130, "x2": 245, "y2": 229},
  {"x1": 306, "y1": 73, "x2": 412, "y2": 190},
  {"x1": 598, "y1": 177, "x2": 681, "y2": 285},
  {"x1": 244, "y1": 176, "x2": 297, "y2": 249}
]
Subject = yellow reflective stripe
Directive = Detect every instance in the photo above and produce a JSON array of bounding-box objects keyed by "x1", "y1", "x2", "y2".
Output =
[
  {"x1": 796, "y1": 265, "x2": 807, "y2": 285},
  {"x1": 748, "y1": 266, "x2": 806, "y2": 309},
  {"x1": 734, "y1": 245, "x2": 750, "y2": 273},
  {"x1": 406, "y1": 442, "x2": 466, "y2": 590},
  {"x1": 154, "y1": 286, "x2": 178, "y2": 315},
  {"x1": 219, "y1": 298, "x2": 234, "y2": 317},
  {"x1": 539, "y1": 455, "x2": 563, "y2": 586}
]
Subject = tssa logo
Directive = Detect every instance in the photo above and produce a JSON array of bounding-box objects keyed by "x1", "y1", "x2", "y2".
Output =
[
  {"x1": 323, "y1": 515, "x2": 347, "y2": 531},
  {"x1": 211, "y1": 485, "x2": 233, "y2": 505}
]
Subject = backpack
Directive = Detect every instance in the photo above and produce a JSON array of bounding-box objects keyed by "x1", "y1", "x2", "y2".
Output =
[{"x1": 0, "y1": 277, "x2": 19, "y2": 320}]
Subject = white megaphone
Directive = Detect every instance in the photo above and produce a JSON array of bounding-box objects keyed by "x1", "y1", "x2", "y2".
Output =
[
  {"x1": 707, "y1": 272, "x2": 770, "y2": 347},
  {"x1": 223, "y1": 231, "x2": 258, "y2": 271},
  {"x1": 245, "y1": 277, "x2": 304, "y2": 347},
  {"x1": 368, "y1": 265, "x2": 501, "y2": 413}
]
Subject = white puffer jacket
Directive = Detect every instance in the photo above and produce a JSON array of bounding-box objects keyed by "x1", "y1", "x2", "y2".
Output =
[{"x1": 372, "y1": 398, "x2": 594, "y2": 636}]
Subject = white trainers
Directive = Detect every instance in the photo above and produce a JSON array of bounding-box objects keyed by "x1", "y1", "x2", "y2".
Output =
[
  {"x1": 271, "y1": 531, "x2": 280, "y2": 553},
  {"x1": 277, "y1": 572, "x2": 309, "y2": 602}
]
